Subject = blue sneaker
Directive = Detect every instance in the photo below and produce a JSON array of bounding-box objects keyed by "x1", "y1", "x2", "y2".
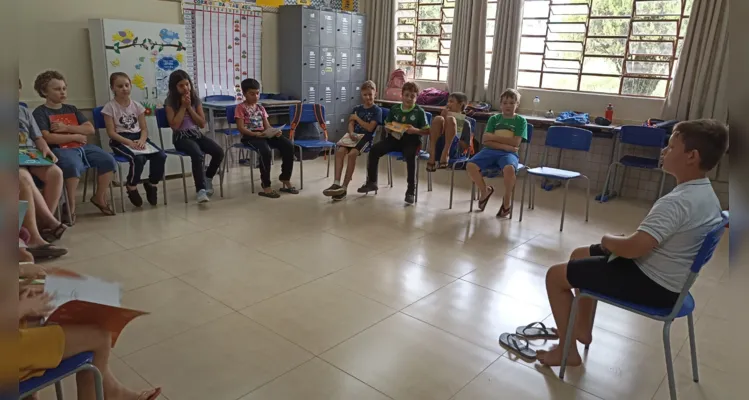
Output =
[
  {"x1": 205, "y1": 178, "x2": 215, "y2": 197},
  {"x1": 197, "y1": 189, "x2": 210, "y2": 203}
]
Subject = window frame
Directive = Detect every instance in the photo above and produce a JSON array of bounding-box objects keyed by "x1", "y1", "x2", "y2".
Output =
[
  {"x1": 517, "y1": 0, "x2": 691, "y2": 98},
  {"x1": 395, "y1": 0, "x2": 455, "y2": 82}
]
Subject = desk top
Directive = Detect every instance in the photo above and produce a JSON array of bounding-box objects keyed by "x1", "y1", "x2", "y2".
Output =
[{"x1": 202, "y1": 99, "x2": 301, "y2": 109}]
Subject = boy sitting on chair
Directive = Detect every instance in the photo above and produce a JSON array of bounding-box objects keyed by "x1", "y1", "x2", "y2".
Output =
[
  {"x1": 323, "y1": 80, "x2": 382, "y2": 201},
  {"x1": 426, "y1": 91, "x2": 469, "y2": 171},
  {"x1": 467, "y1": 88, "x2": 527, "y2": 217},
  {"x1": 534, "y1": 119, "x2": 728, "y2": 367}
]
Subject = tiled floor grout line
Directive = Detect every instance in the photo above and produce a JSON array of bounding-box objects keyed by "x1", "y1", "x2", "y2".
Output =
[{"x1": 446, "y1": 354, "x2": 504, "y2": 400}]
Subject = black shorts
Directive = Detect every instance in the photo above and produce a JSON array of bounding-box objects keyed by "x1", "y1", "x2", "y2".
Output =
[{"x1": 566, "y1": 244, "x2": 679, "y2": 309}]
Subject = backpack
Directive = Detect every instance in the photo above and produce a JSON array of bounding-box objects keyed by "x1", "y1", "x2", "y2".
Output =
[
  {"x1": 383, "y1": 69, "x2": 407, "y2": 101},
  {"x1": 417, "y1": 87, "x2": 449, "y2": 106},
  {"x1": 288, "y1": 103, "x2": 330, "y2": 160}
]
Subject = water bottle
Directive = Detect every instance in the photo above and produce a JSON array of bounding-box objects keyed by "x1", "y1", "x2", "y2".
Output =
[
  {"x1": 533, "y1": 96, "x2": 541, "y2": 117},
  {"x1": 605, "y1": 103, "x2": 614, "y2": 122}
]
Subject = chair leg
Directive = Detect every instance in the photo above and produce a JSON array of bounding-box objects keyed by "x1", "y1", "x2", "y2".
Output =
[
  {"x1": 162, "y1": 174, "x2": 168, "y2": 205},
  {"x1": 531, "y1": 175, "x2": 536, "y2": 210},
  {"x1": 387, "y1": 156, "x2": 393, "y2": 187},
  {"x1": 179, "y1": 158, "x2": 188, "y2": 204},
  {"x1": 427, "y1": 168, "x2": 433, "y2": 192},
  {"x1": 585, "y1": 300, "x2": 598, "y2": 350},
  {"x1": 109, "y1": 181, "x2": 116, "y2": 216},
  {"x1": 584, "y1": 175, "x2": 590, "y2": 222},
  {"x1": 687, "y1": 312, "x2": 699, "y2": 382},
  {"x1": 82, "y1": 169, "x2": 89, "y2": 202},
  {"x1": 469, "y1": 182, "x2": 475, "y2": 212},
  {"x1": 519, "y1": 172, "x2": 528, "y2": 222},
  {"x1": 618, "y1": 166, "x2": 628, "y2": 197},
  {"x1": 327, "y1": 147, "x2": 331, "y2": 177},
  {"x1": 560, "y1": 180, "x2": 570, "y2": 232},
  {"x1": 55, "y1": 380, "x2": 63, "y2": 400},
  {"x1": 559, "y1": 295, "x2": 580, "y2": 379},
  {"x1": 298, "y1": 147, "x2": 304, "y2": 190},
  {"x1": 117, "y1": 164, "x2": 126, "y2": 213},
  {"x1": 220, "y1": 146, "x2": 231, "y2": 198},
  {"x1": 600, "y1": 162, "x2": 617, "y2": 202},
  {"x1": 662, "y1": 321, "x2": 677, "y2": 400},
  {"x1": 449, "y1": 167, "x2": 455, "y2": 209}
]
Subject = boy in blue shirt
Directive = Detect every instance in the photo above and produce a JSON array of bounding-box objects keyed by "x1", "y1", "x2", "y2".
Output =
[
  {"x1": 323, "y1": 80, "x2": 382, "y2": 201},
  {"x1": 467, "y1": 88, "x2": 527, "y2": 217}
]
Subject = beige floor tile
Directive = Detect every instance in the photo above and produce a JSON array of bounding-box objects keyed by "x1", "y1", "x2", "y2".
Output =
[
  {"x1": 56, "y1": 250, "x2": 172, "y2": 292},
  {"x1": 702, "y1": 279, "x2": 748, "y2": 322},
  {"x1": 323, "y1": 255, "x2": 456, "y2": 309},
  {"x1": 95, "y1": 210, "x2": 206, "y2": 249},
  {"x1": 210, "y1": 214, "x2": 321, "y2": 250},
  {"x1": 179, "y1": 252, "x2": 315, "y2": 310},
  {"x1": 453, "y1": 356, "x2": 601, "y2": 400},
  {"x1": 403, "y1": 280, "x2": 550, "y2": 353},
  {"x1": 240, "y1": 358, "x2": 391, "y2": 400},
  {"x1": 652, "y1": 358, "x2": 743, "y2": 400},
  {"x1": 383, "y1": 234, "x2": 496, "y2": 277},
  {"x1": 49, "y1": 229, "x2": 126, "y2": 266},
  {"x1": 242, "y1": 280, "x2": 394, "y2": 354},
  {"x1": 321, "y1": 313, "x2": 498, "y2": 400},
  {"x1": 326, "y1": 220, "x2": 428, "y2": 250},
  {"x1": 506, "y1": 233, "x2": 591, "y2": 267},
  {"x1": 134, "y1": 230, "x2": 259, "y2": 276},
  {"x1": 123, "y1": 313, "x2": 312, "y2": 400},
  {"x1": 259, "y1": 232, "x2": 381, "y2": 277},
  {"x1": 461, "y1": 255, "x2": 550, "y2": 307},
  {"x1": 114, "y1": 278, "x2": 233, "y2": 357},
  {"x1": 437, "y1": 214, "x2": 541, "y2": 255},
  {"x1": 687, "y1": 314, "x2": 749, "y2": 374}
]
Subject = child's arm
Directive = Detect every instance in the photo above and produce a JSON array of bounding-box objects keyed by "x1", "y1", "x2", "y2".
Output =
[
  {"x1": 601, "y1": 232, "x2": 657, "y2": 259},
  {"x1": 186, "y1": 100, "x2": 206, "y2": 128},
  {"x1": 136, "y1": 112, "x2": 149, "y2": 145},
  {"x1": 482, "y1": 141, "x2": 519, "y2": 152},
  {"x1": 27, "y1": 113, "x2": 56, "y2": 160},
  {"x1": 53, "y1": 121, "x2": 94, "y2": 136},
  {"x1": 103, "y1": 114, "x2": 137, "y2": 148},
  {"x1": 482, "y1": 134, "x2": 522, "y2": 146},
  {"x1": 166, "y1": 104, "x2": 186, "y2": 130},
  {"x1": 351, "y1": 114, "x2": 377, "y2": 133},
  {"x1": 347, "y1": 120, "x2": 356, "y2": 133},
  {"x1": 407, "y1": 109, "x2": 431, "y2": 135}
]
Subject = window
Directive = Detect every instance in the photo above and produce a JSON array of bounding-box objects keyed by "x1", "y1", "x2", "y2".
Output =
[
  {"x1": 395, "y1": 0, "x2": 454, "y2": 81},
  {"x1": 518, "y1": 0, "x2": 693, "y2": 97},
  {"x1": 485, "y1": 0, "x2": 497, "y2": 86}
]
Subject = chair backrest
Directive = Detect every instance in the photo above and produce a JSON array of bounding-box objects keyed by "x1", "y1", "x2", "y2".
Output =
[
  {"x1": 92, "y1": 106, "x2": 105, "y2": 129},
  {"x1": 425, "y1": 111, "x2": 433, "y2": 125},
  {"x1": 226, "y1": 104, "x2": 237, "y2": 124},
  {"x1": 619, "y1": 125, "x2": 667, "y2": 148},
  {"x1": 204, "y1": 95, "x2": 236, "y2": 102},
  {"x1": 289, "y1": 103, "x2": 324, "y2": 123},
  {"x1": 545, "y1": 126, "x2": 593, "y2": 151},
  {"x1": 520, "y1": 124, "x2": 534, "y2": 164},
  {"x1": 155, "y1": 108, "x2": 170, "y2": 149},
  {"x1": 19, "y1": 101, "x2": 28, "y2": 108},
  {"x1": 381, "y1": 108, "x2": 389, "y2": 123}
]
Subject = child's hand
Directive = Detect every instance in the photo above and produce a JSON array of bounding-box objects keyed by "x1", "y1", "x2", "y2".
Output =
[
  {"x1": 440, "y1": 108, "x2": 449, "y2": 118},
  {"x1": 19, "y1": 290, "x2": 54, "y2": 319},
  {"x1": 133, "y1": 139, "x2": 147, "y2": 150},
  {"x1": 406, "y1": 127, "x2": 421, "y2": 135},
  {"x1": 182, "y1": 93, "x2": 192, "y2": 108},
  {"x1": 19, "y1": 263, "x2": 46, "y2": 279},
  {"x1": 50, "y1": 122, "x2": 67, "y2": 133},
  {"x1": 42, "y1": 148, "x2": 57, "y2": 163},
  {"x1": 72, "y1": 134, "x2": 87, "y2": 144}
]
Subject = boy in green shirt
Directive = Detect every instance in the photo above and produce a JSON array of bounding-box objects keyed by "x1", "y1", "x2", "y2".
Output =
[
  {"x1": 467, "y1": 88, "x2": 527, "y2": 217},
  {"x1": 358, "y1": 82, "x2": 430, "y2": 204}
]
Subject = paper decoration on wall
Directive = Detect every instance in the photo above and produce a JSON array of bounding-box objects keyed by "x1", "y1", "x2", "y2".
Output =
[
  {"x1": 110, "y1": 58, "x2": 120, "y2": 67},
  {"x1": 132, "y1": 74, "x2": 146, "y2": 90},
  {"x1": 342, "y1": 0, "x2": 354, "y2": 11},
  {"x1": 256, "y1": 0, "x2": 284, "y2": 6},
  {"x1": 106, "y1": 28, "x2": 186, "y2": 55}
]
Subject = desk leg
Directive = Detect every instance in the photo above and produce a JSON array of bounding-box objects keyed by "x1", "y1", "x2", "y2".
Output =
[
  {"x1": 597, "y1": 134, "x2": 619, "y2": 200},
  {"x1": 207, "y1": 108, "x2": 216, "y2": 141}
]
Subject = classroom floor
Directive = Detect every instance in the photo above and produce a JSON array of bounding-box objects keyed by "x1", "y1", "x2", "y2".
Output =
[{"x1": 39, "y1": 157, "x2": 741, "y2": 400}]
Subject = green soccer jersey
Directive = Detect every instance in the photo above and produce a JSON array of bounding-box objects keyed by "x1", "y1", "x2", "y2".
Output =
[
  {"x1": 485, "y1": 113, "x2": 528, "y2": 140},
  {"x1": 386, "y1": 103, "x2": 430, "y2": 130}
]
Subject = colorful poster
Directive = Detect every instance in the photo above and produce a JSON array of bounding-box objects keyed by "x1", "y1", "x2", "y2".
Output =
[
  {"x1": 342, "y1": 0, "x2": 355, "y2": 11},
  {"x1": 257, "y1": 0, "x2": 284, "y2": 6}
]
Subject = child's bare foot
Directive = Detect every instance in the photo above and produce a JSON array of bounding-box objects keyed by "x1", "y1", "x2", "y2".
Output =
[{"x1": 537, "y1": 345, "x2": 582, "y2": 367}]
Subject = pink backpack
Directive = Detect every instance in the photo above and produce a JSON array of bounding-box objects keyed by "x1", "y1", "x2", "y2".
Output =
[
  {"x1": 384, "y1": 69, "x2": 407, "y2": 101},
  {"x1": 417, "y1": 87, "x2": 449, "y2": 106}
]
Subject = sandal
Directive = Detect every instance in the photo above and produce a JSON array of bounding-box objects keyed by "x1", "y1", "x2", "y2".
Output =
[
  {"x1": 279, "y1": 186, "x2": 299, "y2": 194},
  {"x1": 477, "y1": 186, "x2": 494, "y2": 212},
  {"x1": 426, "y1": 161, "x2": 438, "y2": 172},
  {"x1": 89, "y1": 197, "x2": 115, "y2": 216},
  {"x1": 497, "y1": 202, "x2": 512, "y2": 218},
  {"x1": 137, "y1": 388, "x2": 162, "y2": 400},
  {"x1": 515, "y1": 322, "x2": 558, "y2": 340},
  {"x1": 41, "y1": 223, "x2": 67, "y2": 243},
  {"x1": 259, "y1": 190, "x2": 281, "y2": 199},
  {"x1": 499, "y1": 332, "x2": 537, "y2": 362},
  {"x1": 437, "y1": 161, "x2": 449, "y2": 169},
  {"x1": 27, "y1": 243, "x2": 68, "y2": 259}
]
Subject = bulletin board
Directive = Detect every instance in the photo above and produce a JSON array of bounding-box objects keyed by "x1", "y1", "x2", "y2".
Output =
[{"x1": 182, "y1": 0, "x2": 263, "y2": 99}]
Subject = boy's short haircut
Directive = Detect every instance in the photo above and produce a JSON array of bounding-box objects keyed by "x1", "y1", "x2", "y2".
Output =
[
  {"x1": 673, "y1": 119, "x2": 729, "y2": 171},
  {"x1": 500, "y1": 88, "x2": 521, "y2": 102},
  {"x1": 241, "y1": 78, "x2": 261, "y2": 94},
  {"x1": 449, "y1": 92, "x2": 468, "y2": 110},
  {"x1": 402, "y1": 81, "x2": 419, "y2": 94},
  {"x1": 361, "y1": 80, "x2": 376, "y2": 92},
  {"x1": 34, "y1": 70, "x2": 65, "y2": 98}
]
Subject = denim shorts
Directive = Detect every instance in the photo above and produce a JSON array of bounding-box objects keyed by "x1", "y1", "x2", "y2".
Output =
[
  {"x1": 53, "y1": 144, "x2": 117, "y2": 179},
  {"x1": 468, "y1": 148, "x2": 519, "y2": 172}
]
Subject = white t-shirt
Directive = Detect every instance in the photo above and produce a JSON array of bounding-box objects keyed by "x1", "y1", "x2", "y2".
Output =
[
  {"x1": 101, "y1": 99, "x2": 146, "y2": 133},
  {"x1": 635, "y1": 178, "x2": 723, "y2": 292}
]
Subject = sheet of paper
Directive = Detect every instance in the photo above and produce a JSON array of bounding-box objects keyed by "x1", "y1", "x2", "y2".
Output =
[
  {"x1": 44, "y1": 274, "x2": 121, "y2": 310},
  {"x1": 126, "y1": 142, "x2": 160, "y2": 155}
]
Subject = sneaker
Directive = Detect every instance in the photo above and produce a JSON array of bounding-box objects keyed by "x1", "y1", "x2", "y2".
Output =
[
  {"x1": 357, "y1": 182, "x2": 378, "y2": 194},
  {"x1": 404, "y1": 192, "x2": 415, "y2": 205},
  {"x1": 204, "y1": 178, "x2": 215, "y2": 197},
  {"x1": 143, "y1": 182, "x2": 158, "y2": 206},
  {"x1": 323, "y1": 184, "x2": 345, "y2": 197},
  {"x1": 197, "y1": 189, "x2": 210, "y2": 203},
  {"x1": 332, "y1": 190, "x2": 347, "y2": 201},
  {"x1": 127, "y1": 189, "x2": 143, "y2": 207}
]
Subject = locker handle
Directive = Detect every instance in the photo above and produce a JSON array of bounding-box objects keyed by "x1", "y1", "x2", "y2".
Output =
[
  {"x1": 145, "y1": 87, "x2": 149, "y2": 99},
  {"x1": 303, "y1": 25, "x2": 307, "y2": 28}
]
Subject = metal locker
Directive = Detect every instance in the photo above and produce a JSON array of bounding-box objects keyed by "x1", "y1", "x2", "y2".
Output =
[
  {"x1": 336, "y1": 114, "x2": 349, "y2": 138},
  {"x1": 319, "y1": 47, "x2": 336, "y2": 83},
  {"x1": 335, "y1": 48, "x2": 350, "y2": 82},
  {"x1": 303, "y1": 84, "x2": 317, "y2": 104},
  {"x1": 336, "y1": 12, "x2": 351, "y2": 49},
  {"x1": 320, "y1": 10, "x2": 336, "y2": 47},
  {"x1": 336, "y1": 82, "x2": 350, "y2": 116},
  {"x1": 302, "y1": 9, "x2": 320, "y2": 46},
  {"x1": 324, "y1": 113, "x2": 336, "y2": 141},
  {"x1": 352, "y1": 14, "x2": 365, "y2": 49},
  {"x1": 351, "y1": 48, "x2": 365, "y2": 83},
  {"x1": 352, "y1": 82, "x2": 361, "y2": 105},
  {"x1": 318, "y1": 83, "x2": 335, "y2": 115},
  {"x1": 302, "y1": 46, "x2": 319, "y2": 83}
]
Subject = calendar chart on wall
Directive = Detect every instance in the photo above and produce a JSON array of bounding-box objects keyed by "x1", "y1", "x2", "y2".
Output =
[{"x1": 182, "y1": 0, "x2": 262, "y2": 99}]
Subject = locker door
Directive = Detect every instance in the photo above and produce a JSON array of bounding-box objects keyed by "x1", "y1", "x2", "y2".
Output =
[
  {"x1": 323, "y1": 113, "x2": 335, "y2": 141},
  {"x1": 335, "y1": 48, "x2": 350, "y2": 82},
  {"x1": 302, "y1": 46, "x2": 319, "y2": 83},
  {"x1": 352, "y1": 83, "x2": 361, "y2": 106},
  {"x1": 302, "y1": 84, "x2": 317, "y2": 104},
  {"x1": 351, "y1": 48, "x2": 366, "y2": 83},
  {"x1": 336, "y1": 114, "x2": 349, "y2": 139},
  {"x1": 336, "y1": 82, "x2": 350, "y2": 116},
  {"x1": 336, "y1": 12, "x2": 351, "y2": 49},
  {"x1": 302, "y1": 9, "x2": 320, "y2": 46},
  {"x1": 319, "y1": 47, "x2": 336, "y2": 83},
  {"x1": 318, "y1": 83, "x2": 335, "y2": 115},
  {"x1": 352, "y1": 14, "x2": 365, "y2": 49},
  {"x1": 320, "y1": 10, "x2": 336, "y2": 47}
]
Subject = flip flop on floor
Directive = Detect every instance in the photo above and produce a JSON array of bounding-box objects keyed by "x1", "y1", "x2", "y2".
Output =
[
  {"x1": 279, "y1": 186, "x2": 299, "y2": 194},
  {"x1": 515, "y1": 322, "x2": 559, "y2": 340},
  {"x1": 41, "y1": 223, "x2": 67, "y2": 243},
  {"x1": 27, "y1": 243, "x2": 68, "y2": 259},
  {"x1": 477, "y1": 186, "x2": 494, "y2": 211},
  {"x1": 259, "y1": 190, "x2": 281, "y2": 199},
  {"x1": 499, "y1": 332, "x2": 537, "y2": 362},
  {"x1": 89, "y1": 197, "x2": 115, "y2": 216},
  {"x1": 497, "y1": 202, "x2": 512, "y2": 218}
]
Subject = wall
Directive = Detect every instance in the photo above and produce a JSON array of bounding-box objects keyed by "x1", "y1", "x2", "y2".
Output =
[{"x1": 19, "y1": 0, "x2": 281, "y2": 108}]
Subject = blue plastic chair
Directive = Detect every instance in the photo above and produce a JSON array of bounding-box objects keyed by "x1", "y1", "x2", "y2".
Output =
[
  {"x1": 383, "y1": 111, "x2": 433, "y2": 203},
  {"x1": 219, "y1": 104, "x2": 263, "y2": 196},
  {"x1": 425, "y1": 116, "x2": 478, "y2": 208},
  {"x1": 559, "y1": 211, "x2": 729, "y2": 400},
  {"x1": 20, "y1": 352, "x2": 104, "y2": 400},
  {"x1": 518, "y1": 126, "x2": 593, "y2": 231},
  {"x1": 284, "y1": 104, "x2": 336, "y2": 190},
  {"x1": 75, "y1": 107, "x2": 118, "y2": 214},
  {"x1": 461, "y1": 123, "x2": 534, "y2": 216},
  {"x1": 155, "y1": 108, "x2": 194, "y2": 203},
  {"x1": 599, "y1": 125, "x2": 668, "y2": 202},
  {"x1": 203, "y1": 95, "x2": 236, "y2": 102},
  {"x1": 216, "y1": 105, "x2": 242, "y2": 158},
  {"x1": 20, "y1": 101, "x2": 28, "y2": 108}
]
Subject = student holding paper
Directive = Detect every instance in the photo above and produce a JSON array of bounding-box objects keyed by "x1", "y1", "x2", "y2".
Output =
[
  {"x1": 103, "y1": 72, "x2": 167, "y2": 208},
  {"x1": 235, "y1": 78, "x2": 297, "y2": 198}
]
